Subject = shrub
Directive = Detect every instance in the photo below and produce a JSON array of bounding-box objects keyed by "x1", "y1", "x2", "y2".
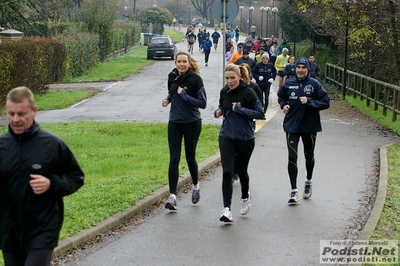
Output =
[
  {"x1": 102, "y1": 21, "x2": 141, "y2": 57},
  {"x1": 0, "y1": 37, "x2": 66, "y2": 104},
  {"x1": 291, "y1": 40, "x2": 339, "y2": 79},
  {"x1": 58, "y1": 33, "x2": 100, "y2": 78}
]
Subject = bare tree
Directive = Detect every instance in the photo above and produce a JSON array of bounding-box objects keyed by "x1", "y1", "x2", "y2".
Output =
[{"x1": 191, "y1": 0, "x2": 212, "y2": 19}]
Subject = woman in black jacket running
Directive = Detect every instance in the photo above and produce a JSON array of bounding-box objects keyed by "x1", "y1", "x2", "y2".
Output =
[
  {"x1": 162, "y1": 51, "x2": 207, "y2": 211},
  {"x1": 214, "y1": 64, "x2": 264, "y2": 222}
]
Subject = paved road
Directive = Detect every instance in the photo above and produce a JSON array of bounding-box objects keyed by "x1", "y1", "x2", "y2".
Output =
[{"x1": 27, "y1": 28, "x2": 398, "y2": 265}]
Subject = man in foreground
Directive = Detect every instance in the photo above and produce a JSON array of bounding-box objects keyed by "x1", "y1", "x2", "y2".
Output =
[{"x1": 0, "y1": 86, "x2": 85, "y2": 266}]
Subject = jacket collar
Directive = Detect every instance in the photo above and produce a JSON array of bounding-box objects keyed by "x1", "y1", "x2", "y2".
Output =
[
  {"x1": 172, "y1": 68, "x2": 194, "y2": 79},
  {"x1": 224, "y1": 80, "x2": 247, "y2": 93},
  {"x1": 9, "y1": 121, "x2": 40, "y2": 140}
]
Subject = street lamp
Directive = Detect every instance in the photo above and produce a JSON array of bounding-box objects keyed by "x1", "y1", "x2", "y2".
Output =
[
  {"x1": 239, "y1": 6, "x2": 244, "y2": 31},
  {"x1": 272, "y1": 7, "x2": 278, "y2": 36},
  {"x1": 260, "y1": 7, "x2": 265, "y2": 38},
  {"x1": 342, "y1": 0, "x2": 356, "y2": 100},
  {"x1": 265, "y1": 7, "x2": 271, "y2": 38},
  {"x1": 249, "y1": 6, "x2": 254, "y2": 35}
]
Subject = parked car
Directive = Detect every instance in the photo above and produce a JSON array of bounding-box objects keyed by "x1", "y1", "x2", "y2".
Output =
[{"x1": 147, "y1": 36, "x2": 177, "y2": 60}]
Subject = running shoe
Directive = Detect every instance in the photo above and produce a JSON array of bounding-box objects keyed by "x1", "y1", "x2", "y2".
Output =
[
  {"x1": 240, "y1": 192, "x2": 251, "y2": 215},
  {"x1": 288, "y1": 190, "x2": 299, "y2": 205},
  {"x1": 303, "y1": 180, "x2": 313, "y2": 199},
  {"x1": 219, "y1": 207, "x2": 233, "y2": 222},
  {"x1": 192, "y1": 188, "x2": 200, "y2": 204},
  {"x1": 165, "y1": 195, "x2": 177, "y2": 210}
]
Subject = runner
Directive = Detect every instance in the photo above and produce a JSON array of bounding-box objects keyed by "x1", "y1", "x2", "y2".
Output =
[{"x1": 211, "y1": 28, "x2": 221, "y2": 52}]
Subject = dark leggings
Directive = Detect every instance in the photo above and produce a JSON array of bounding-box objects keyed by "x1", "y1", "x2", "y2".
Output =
[
  {"x1": 286, "y1": 132, "x2": 317, "y2": 189},
  {"x1": 168, "y1": 120, "x2": 202, "y2": 194},
  {"x1": 204, "y1": 49, "x2": 210, "y2": 63},
  {"x1": 3, "y1": 249, "x2": 53, "y2": 266},
  {"x1": 259, "y1": 84, "x2": 271, "y2": 113},
  {"x1": 219, "y1": 136, "x2": 254, "y2": 209}
]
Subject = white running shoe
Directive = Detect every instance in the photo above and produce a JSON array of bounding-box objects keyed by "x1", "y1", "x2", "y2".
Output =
[
  {"x1": 240, "y1": 192, "x2": 251, "y2": 215},
  {"x1": 219, "y1": 207, "x2": 233, "y2": 222},
  {"x1": 288, "y1": 189, "x2": 299, "y2": 205},
  {"x1": 165, "y1": 195, "x2": 177, "y2": 210},
  {"x1": 303, "y1": 180, "x2": 312, "y2": 199}
]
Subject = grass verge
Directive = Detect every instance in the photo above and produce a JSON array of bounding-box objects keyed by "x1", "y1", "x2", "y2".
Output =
[
  {"x1": 63, "y1": 28, "x2": 184, "y2": 83},
  {"x1": 345, "y1": 97, "x2": 400, "y2": 135},
  {"x1": 368, "y1": 144, "x2": 400, "y2": 266},
  {"x1": 63, "y1": 45, "x2": 153, "y2": 82},
  {"x1": 35, "y1": 90, "x2": 99, "y2": 111},
  {"x1": 344, "y1": 97, "x2": 400, "y2": 265},
  {"x1": 0, "y1": 122, "x2": 220, "y2": 239}
]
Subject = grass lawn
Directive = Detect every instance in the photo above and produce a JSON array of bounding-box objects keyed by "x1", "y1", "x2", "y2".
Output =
[
  {"x1": 0, "y1": 121, "x2": 219, "y2": 266},
  {"x1": 63, "y1": 28, "x2": 184, "y2": 83},
  {"x1": 63, "y1": 45, "x2": 153, "y2": 82},
  {"x1": 344, "y1": 97, "x2": 400, "y2": 265},
  {"x1": 0, "y1": 122, "x2": 220, "y2": 238}
]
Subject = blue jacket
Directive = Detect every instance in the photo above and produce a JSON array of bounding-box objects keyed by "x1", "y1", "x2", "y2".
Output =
[
  {"x1": 277, "y1": 57, "x2": 330, "y2": 133},
  {"x1": 283, "y1": 63, "x2": 295, "y2": 80},
  {"x1": 167, "y1": 68, "x2": 207, "y2": 123},
  {"x1": 309, "y1": 63, "x2": 320, "y2": 78},
  {"x1": 202, "y1": 39, "x2": 213, "y2": 51},
  {"x1": 252, "y1": 62, "x2": 277, "y2": 86},
  {"x1": 215, "y1": 81, "x2": 264, "y2": 141}
]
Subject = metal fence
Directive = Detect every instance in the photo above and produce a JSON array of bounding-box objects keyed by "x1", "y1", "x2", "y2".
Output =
[{"x1": 325, "y1": 63, "x2": 400, "y2": 121}]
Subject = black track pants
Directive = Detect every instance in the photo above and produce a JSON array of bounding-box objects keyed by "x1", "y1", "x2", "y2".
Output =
[{"x1": 286, "y1": 132, "x2": 317, "y2": 189}]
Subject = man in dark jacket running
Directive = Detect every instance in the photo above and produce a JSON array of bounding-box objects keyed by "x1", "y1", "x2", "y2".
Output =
[
  {"x1": 308, "y1": 53, "x2": 320, "y2": 79},
  {"x1": 233, "y1": 49, "x2": 256, "y2": 70},
  {"x1": 0, "y1": 86, "x2": 85, "y2": 266},
  {"x1": 277, "y1": 57, "x2": 330, "y2": 205}
]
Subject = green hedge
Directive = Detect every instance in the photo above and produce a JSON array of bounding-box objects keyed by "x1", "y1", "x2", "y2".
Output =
[
  {"x1": 59, "y1": 32, "x2": 100, "y2": 78},
  {"x1": 0, "y1": 21, "x2": 141, "y2": 104},
  {"x1": 0, "y1": 37, "x2": 66, "y2": 104},
  {"x1": 290, "y1": 40, "x2": 340, "y2": 80},
  {"x1": 103, "y1": 21, "x2": 141, "y2": 56}
]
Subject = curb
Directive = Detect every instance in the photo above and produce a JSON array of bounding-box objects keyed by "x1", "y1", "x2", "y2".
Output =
[
  {"x1": 351, "y1": 144, "x2": 391, "y2": 266},
  {"x1": 356, "y1": 144, "x2": 391, "y2": 241},
  {"x1": 53, "y1": 152, "x2": 221, "y2": 258}
]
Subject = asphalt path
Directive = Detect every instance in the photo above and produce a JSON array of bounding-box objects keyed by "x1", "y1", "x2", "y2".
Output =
[
  {"x1": 20, "y1": 28, "x2": 399, "y2": 265},
  {"x1": 29, "y1": 36, "x2": 227, "y2": 126}
]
